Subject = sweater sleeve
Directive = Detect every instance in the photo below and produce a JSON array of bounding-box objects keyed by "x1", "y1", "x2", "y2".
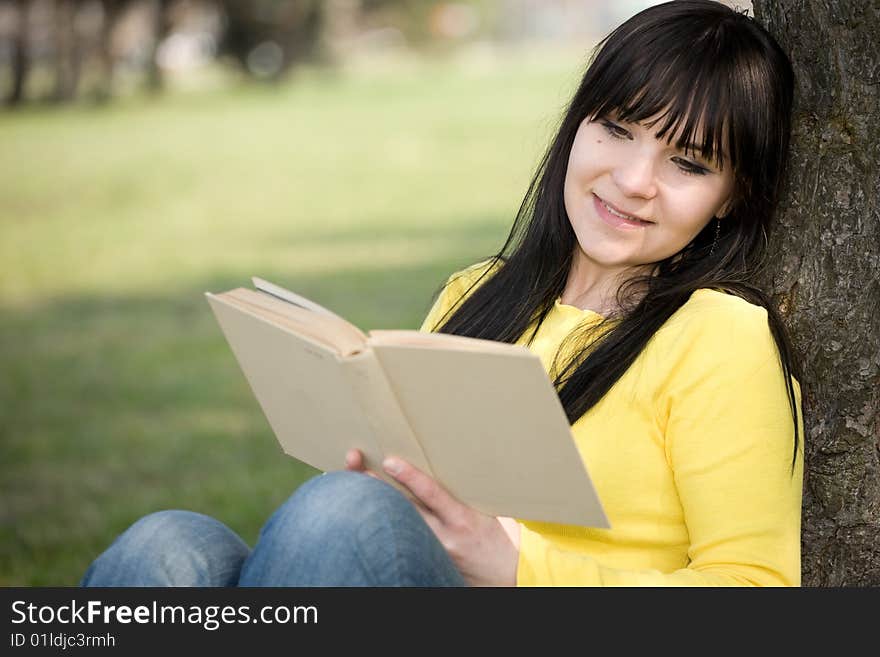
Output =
[
  {"x1": 418, "y1": 259, "x2": 497, "y2": 333},
  {"x1": 418, "y1": 275, "x2": 460, "y2": 333},
  {"x1": 516, "y1": 297, "x2": 805, "y2": 586}
]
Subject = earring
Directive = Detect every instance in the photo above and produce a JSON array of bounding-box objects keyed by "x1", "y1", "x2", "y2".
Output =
[{"x1": 709, "y1": 217, "x2": 721, "y2": 256}]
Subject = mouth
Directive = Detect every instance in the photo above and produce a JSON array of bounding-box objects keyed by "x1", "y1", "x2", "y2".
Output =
[{"x1": 592, "y1": 194, "x2": 654, "y2": 229}]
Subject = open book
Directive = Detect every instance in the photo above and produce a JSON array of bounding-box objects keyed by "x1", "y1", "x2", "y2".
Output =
[{"x1": 205, "y1": 278, "x2": 609, "y2": 527}]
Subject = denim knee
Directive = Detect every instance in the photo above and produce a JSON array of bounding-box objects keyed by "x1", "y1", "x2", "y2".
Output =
[
  {"x1": 240, "y1": 471, "x2": 466, "y2": 586},
  {"x1": 246, "y1": 471, "x2": 407, "y2": 549},
  {"x1": 81, "y1": 510, "x2": 250, "y2": 587},
  {"x1": 290, "y1": 470, "x2": 412, "y2": 523}
]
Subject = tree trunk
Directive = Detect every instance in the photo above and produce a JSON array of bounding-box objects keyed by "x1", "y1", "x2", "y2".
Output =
[
  {"x1": 146, "y1": 0, "x2": 173, "y2": 93},
  {"x1": 51, "y1": 0, "x2": 82, "y2": 103},
  {"x1": 752, "y1": 0, "x2": 880, "y2": 586},
  {"x1": 5, "y1": 0, "x2": 30, "y2": 106},
  {"x1": 94, "y1": 0, "x2": 126, "y2": 102}
]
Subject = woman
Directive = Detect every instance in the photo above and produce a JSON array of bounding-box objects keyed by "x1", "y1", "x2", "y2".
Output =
[{"x1": 82, "y1": 0, "x2": 804, "y2": 587}]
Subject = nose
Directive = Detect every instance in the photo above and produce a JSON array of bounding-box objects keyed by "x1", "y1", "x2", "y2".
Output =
[{"x1": 612, "y1": 152, "x2": 658, "y2": 199}]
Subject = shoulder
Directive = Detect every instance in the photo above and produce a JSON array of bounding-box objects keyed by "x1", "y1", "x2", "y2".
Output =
[
  {"x1": 419, "y1": 258, "x2": 502, "y2": 332},
  {"x1": 660, "y1": 288, "x2": 772, "y2": 343},
  {"x1": 652, "y1": 288, "x2": 782, "y2": 381},
  {"x1": 441, "y1": 257, "x2": 503, "y2": 301},
  {"x1": 445, "y1": 257, "x2": 502, "y2": 288}
]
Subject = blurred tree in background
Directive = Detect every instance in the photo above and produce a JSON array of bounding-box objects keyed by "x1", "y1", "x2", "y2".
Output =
[
  {"x1": 1, "y1": 0, "x2": 634, "y2": 107},
  {"x1": 0, "y1": 0, "x2": 471, "y2": 105},
  {"x1": 217, "y1": 0, "x2": 325, "y2": 81}
]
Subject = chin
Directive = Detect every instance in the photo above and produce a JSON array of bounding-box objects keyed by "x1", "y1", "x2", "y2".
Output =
[{"x1": 576, "y1": 244, "x2": 640, "y2": 269}]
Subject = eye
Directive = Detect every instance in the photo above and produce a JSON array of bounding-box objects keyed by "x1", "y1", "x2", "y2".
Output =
[
  {"x1": 599, "y1": 119, "x2": 632, "y2": 140},
  {"x1": 672, "y1": 156, "x2": 708, "y2": 176}
]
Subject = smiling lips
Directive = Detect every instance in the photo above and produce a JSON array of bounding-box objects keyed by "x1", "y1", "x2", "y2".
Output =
[{"x1": 592, "y1": 193, "x2": 653, "y2": 229}]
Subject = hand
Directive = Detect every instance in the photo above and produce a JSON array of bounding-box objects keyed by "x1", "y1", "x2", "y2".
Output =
[{"x1": 344, "y1": 449, "x2": 520, "y2": 586}]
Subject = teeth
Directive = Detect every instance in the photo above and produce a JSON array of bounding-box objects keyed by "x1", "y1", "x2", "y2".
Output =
[{"x1": 602, "y1": 199, "x2": 646, "y2": 223}]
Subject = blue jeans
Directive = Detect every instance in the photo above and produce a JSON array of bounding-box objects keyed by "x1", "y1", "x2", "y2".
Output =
[{"x1": 81, "y1": 471, "x2": 467, "y2": 587}]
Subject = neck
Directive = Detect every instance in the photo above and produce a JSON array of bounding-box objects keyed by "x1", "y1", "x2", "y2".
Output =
[{"x1": 560, "y1": 252, "x2": 652, "y2": 316}]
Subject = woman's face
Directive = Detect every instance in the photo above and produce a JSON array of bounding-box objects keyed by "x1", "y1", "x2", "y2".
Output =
[{"x1": 563, "y1": 113, "x2": 735, "y2": 274}]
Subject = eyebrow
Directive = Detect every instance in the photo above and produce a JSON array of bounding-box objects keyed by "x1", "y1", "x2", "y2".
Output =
[
  {"x1": 616, "y1": 112, "x2": 728, "y2": 165},
  {"x1": 676, "y1": 141, "x2": 727, "y2": 166}
]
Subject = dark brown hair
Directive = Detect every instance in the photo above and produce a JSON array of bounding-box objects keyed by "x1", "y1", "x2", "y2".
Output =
[{"x1": 428, "y1": 0, "x2": 801, "y2": 468}]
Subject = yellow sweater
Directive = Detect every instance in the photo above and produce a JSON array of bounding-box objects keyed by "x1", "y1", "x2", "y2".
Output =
[{"x1": 419, "y1": 260, "x2": 804, "y2": 586}]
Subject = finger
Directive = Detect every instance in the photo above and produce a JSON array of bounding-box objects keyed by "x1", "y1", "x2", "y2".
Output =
[
  {"x1": 382, "y1": 456, "x2": 458, "y2": 520},
  {"x1": 344, "y1": 448, "x2": 365, "y2": 471},
  {"x1": 409, "y1": 497, "x2": 445, "y2": 539},
  {"x1": 342, "y1": 449, "x2": 387, "y2": 482}
]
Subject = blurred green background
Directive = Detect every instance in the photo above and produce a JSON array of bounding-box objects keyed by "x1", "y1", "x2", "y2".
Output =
[
  {"x1": 0, "y1": 0, "x2": 684, "y2": 585},
  {"x1": 0, "y1": 47, "x2": 596, "y2": 587}
]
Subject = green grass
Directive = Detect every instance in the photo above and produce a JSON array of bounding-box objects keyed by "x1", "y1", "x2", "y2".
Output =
[{"x1": 0, "y1": 47, "x2": 587, "y2": 585}]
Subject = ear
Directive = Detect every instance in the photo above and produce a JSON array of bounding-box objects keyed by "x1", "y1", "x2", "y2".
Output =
[{"x1": 716, "y1": 196, "x2": 734, "y2": 220}]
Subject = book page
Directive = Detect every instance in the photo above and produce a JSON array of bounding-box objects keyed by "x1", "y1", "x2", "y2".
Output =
[
  {"x1": 206, "y1": 294, "x2": 385, "y2": 473},
  {"x1": 371, "y1": 342, "x2": 609, "y2": 527},
  {"x1": 218, "y1": 288, "x2": 367, "y2": 357},
  {"x1": 339, "y1": 350, "x2": 433, "y2": 476}
]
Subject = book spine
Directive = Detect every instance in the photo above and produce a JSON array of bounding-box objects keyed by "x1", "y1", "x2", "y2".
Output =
[{"x1": 339, "y1": 350, "x2": 435, "y2": 477}]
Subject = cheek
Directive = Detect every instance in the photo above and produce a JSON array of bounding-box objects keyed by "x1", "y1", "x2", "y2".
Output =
[
  {"x1": 649, "y1": 191, "x2": 723, "y2": 255},
  {"x1": 563, "y1": 152, "x2": 585, "y2": 214},
  {"x1": 666, "y1": 183, "x2": 731, "y2": 231},
  {"x1": 564, "y1": 156, "x2": 599, "y2": 211},
  {"x1": 565, "y1": 126, "x2": 606, "y2": 184}
]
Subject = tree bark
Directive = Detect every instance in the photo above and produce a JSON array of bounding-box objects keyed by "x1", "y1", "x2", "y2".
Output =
[{"x1": 752, "y1": 0, "x2": 880, "y2": 586}]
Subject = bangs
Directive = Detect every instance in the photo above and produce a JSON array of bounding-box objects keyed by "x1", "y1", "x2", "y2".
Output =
[
  {"x1": 593, "y1": 58, "x2": 732, "y2": 169},
  {"x1": 580, "y1": 7, "x2": 762, "y2": 172}
]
